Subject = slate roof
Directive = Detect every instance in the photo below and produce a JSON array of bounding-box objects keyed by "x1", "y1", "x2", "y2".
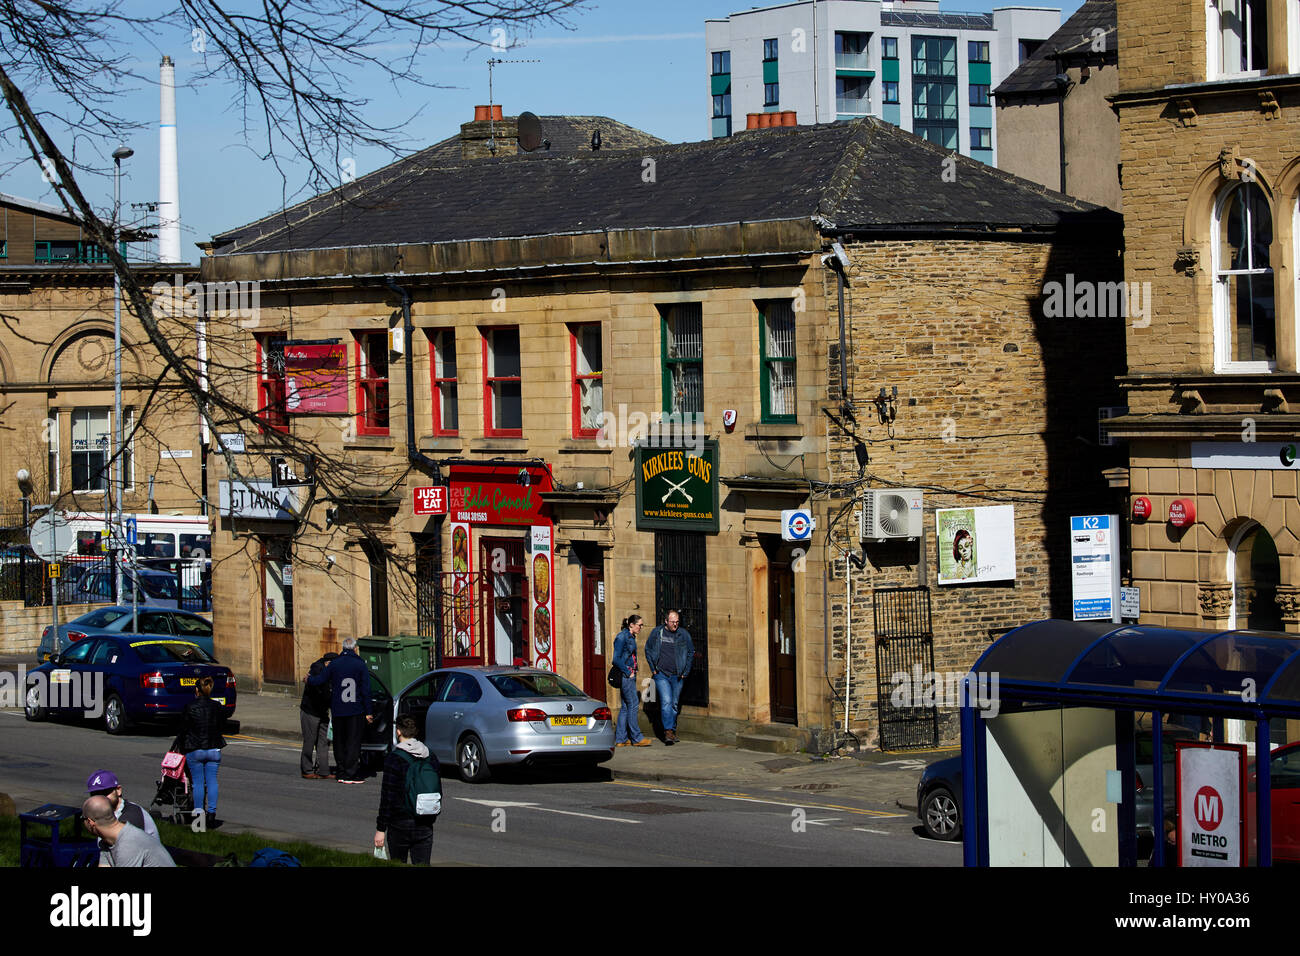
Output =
[
  {"x1": 210, "y1": 118, "x2": 1106, "y2": 258},
  {"x1": 995, "y1": 0, "x2": 1117, "y2": 97},
  {"x1": 212, "y1": 115, "x2": 667, "y2": 250}
]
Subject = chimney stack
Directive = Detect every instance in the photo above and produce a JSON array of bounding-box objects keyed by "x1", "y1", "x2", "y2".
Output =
[
  {"x1": 158, "y1": 55, "x2": 182, "y2": 263},
  {"x1": 461, "y1": 105, "x2": 518, "y2": 160}
]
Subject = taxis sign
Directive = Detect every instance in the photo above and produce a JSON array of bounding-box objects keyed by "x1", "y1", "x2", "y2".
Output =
[{"x1": 634, "y1": 440, "x2": 719, "y2": 534}]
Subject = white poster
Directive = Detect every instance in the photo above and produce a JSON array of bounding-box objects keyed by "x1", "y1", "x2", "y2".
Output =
[
  {"x1": 1177, "y1": 743, "x2": 1245, "y2": 868},
  {"x1": 936, "y1": 505, "x2": 1016, "y2": 585}
]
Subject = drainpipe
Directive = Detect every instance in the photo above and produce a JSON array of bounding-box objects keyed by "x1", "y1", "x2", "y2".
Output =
[
  {"x1": 1053, "y1": 58, "x2": 1070, "y2": 195},
  {"x1": 844, "y1": 550, "x2": 852, "y2": 735},
  {"x1": 386, "y1": 274, "x2": 444, "y2": 665}
]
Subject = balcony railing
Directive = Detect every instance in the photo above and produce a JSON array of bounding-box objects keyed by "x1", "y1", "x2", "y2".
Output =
[
  {"x1": 836, "y1": 96, "x2": 873, "y2": 115},
  {"x1": 835, "y1": 51, "x2": 872, "y2": 71}
]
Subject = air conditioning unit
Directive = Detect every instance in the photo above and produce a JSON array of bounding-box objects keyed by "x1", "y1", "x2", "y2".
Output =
[{"x1": 860, "y1": 489, "x2": 924, "y2": 541}]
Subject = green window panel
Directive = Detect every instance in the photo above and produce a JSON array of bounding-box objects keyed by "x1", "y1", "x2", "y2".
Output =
[
  {"x1": 711, "y1": 73, "x2": 732, "y2": 96},
  {"x1": 763, "y1": 59, "x2": 780, "y2": 84},
  {"x1": 882, "y1": 58, "x2": 900, "y2": 82},
  {"x1": 968, "y1": 61, "x2": 991, "y2": 85}
]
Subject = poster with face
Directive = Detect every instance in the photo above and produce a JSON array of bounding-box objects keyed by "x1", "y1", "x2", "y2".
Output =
[{"x1": 937, "y1": 506, "x2": 1016, "y2": 585}]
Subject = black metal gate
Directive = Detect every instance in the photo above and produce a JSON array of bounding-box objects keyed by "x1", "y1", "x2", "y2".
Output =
[
  {"x1": 654, "y1": 532, "x2": 708, "y2": 708},
  {"x1": 873, "y1": 585, "x2": 938, "y2": 750}
]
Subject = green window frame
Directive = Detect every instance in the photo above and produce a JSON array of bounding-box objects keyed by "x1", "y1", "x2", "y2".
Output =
[
  {"x1": 660, "y1": 303, "x2": 703, "y2": 416},
  {"x1": 760, "y1": 300, "x2": 796, "y2": 423}
]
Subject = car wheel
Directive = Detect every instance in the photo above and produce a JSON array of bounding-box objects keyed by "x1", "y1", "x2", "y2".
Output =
[
  {"x1": 24, "y1": 682, "x2": 47, "y2": 721},
  {"x1": 922, "y1": 787, "x2": 961, "y2": 841},
  {"x1": 457, "y1": 733, "x2": 491, "y2": 783},
  {"x1": 104, "y1": 693, "x2": 129, "y2": 736}
]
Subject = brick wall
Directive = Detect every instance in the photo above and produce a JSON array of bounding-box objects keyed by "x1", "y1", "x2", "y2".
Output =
[{"x1": 0, "y1": 601, "x2": 102, "y2": 657}]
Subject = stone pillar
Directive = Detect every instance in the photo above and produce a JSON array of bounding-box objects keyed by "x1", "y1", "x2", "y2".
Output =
[
  {"x1": 1276, "y1": 587, "x2": 1300, "y2": 634},
  {"x1": 741, "y1": 533, "x2": 769, "y2": 725},
  {"x1": 1197, "y1": 584, "x2": 1234, "y2": 628}
]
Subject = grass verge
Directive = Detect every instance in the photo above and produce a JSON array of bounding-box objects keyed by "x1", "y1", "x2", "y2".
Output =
[{"x1": 0, "y1": 813, "x2": 399, "y2": 867}]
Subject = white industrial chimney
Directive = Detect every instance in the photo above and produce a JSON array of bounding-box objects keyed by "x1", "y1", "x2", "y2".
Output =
[{"x1": 158, "y1": 55, "x2": 181, "y2": 263}]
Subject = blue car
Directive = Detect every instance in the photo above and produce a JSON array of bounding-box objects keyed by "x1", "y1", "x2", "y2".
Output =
[
  {"x1": 37, "y1": 606, "x2": 215, "y2": 662},
  {"x1": 24, "y1": 634, "x2": 236, "y2": 735}
]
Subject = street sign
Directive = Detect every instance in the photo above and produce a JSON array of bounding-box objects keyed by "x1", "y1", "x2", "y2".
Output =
[
  {"x1": 48, "y1": 563, "x2": 61, "y2": 579},
  {"x1": 271, "y1": 456, "x2": 315, "y2": 488},
  {"x1": 1070, "y1": 514, "x2": 1120, "y2": 622},
  {"x1": 125, "y1": 517, "x2": 138, "y2": 547},
  {"x1": 29, "y1": 512, "x2": 76, "y2": 562},
  {"x1": 781, "y1": 508, "x2": 814, "y2": 542},
  {"x1": 414, "y1": 486, "x2": 448, "y2": 515},
  {"x1": 1120, "y1": 586, "x2": 1140, "y2": 620},
  {"x1": 1177, "y1": 742, "x2": 1245, "y2": 867},
  {"x1": 218, "y1": 432, "x2": 245, "y2": 454}
]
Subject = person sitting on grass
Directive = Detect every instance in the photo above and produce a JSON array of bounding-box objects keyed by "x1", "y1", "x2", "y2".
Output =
[{"x1": 82, "y1": 795, "x2": 176, "y2": 867}]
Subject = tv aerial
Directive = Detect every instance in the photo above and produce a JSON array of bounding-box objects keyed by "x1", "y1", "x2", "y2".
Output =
[{"x1": 486, "y1": 57, "x2": 542, "y2": 155}]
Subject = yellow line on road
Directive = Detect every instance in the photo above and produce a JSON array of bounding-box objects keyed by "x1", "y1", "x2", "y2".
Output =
[{"x1": 611, "y1": 779, "x2": 906, "y2": 818}]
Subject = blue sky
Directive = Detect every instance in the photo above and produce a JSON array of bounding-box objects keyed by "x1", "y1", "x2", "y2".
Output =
[{"x1": 3, "y1": 0, "x2": 1082, "y2": 262}]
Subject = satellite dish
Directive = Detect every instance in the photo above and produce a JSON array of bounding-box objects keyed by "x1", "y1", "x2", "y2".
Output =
[{"x1": 517, "y1": 111, "x2": 545, "y2": 152}]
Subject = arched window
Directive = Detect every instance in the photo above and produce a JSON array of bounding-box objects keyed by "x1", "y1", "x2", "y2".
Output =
[
  {"x1": 1214, "y1": 181, "x2": 1275, "y2": 371},
  {"x1": 1231, "y1": 522, "x2": 1281, "y2": 630}
]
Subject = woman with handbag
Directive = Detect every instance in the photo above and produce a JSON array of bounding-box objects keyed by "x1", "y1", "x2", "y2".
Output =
[
  {"x1": 179, "y1": 676, "x2": 227, "y2": 828},
  {"x1": 612, "y1": 614, "x2": 650, "y2": 747}
]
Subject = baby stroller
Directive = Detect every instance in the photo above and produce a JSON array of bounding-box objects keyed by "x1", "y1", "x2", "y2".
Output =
[{"x1": 150, "y1": 750, "x2": 194, "y2": 825}]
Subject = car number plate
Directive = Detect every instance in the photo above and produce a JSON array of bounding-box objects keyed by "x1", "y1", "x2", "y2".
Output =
[
  {"x1": 180, "y1": 678, "x2": 197, "y2": 687},
  {"x1": 551, "y1": 716, "x2": 586, "y2": 726},
  {"x1": 213, "y1": 697, "x2": 225, "y2": 705},
  {"x1": 560, "y1": 735, "x2": 587, "y2": 746}
]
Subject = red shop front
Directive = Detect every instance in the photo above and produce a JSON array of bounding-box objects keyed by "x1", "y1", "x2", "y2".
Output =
[{"x1": 443, "y1": 463, "x2": 556, "y2": 670}]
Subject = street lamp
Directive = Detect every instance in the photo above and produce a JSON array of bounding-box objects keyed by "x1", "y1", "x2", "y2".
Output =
[{"x1": 112, "y1": 144, "x2": 133, "y2": 606}]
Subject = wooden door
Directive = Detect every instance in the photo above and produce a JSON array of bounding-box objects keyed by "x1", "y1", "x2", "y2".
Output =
[
  {"x1": 261, "y1": 540, "x2": 295, "y2": 684},
  {"x1": 581, "y1": 566, "x2": 607, "y2": 701},
  {"x1": 482, "y1": 538, "x2": 527, "y2": 665}
]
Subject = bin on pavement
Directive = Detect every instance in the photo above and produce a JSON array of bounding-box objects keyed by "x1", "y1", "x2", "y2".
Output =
[
  {"x1": 358, "y1": 635, "x2": 435, "y2": 698},
  {"x1": 20, "y1": 804, "x2": 100, "y2": 867}
]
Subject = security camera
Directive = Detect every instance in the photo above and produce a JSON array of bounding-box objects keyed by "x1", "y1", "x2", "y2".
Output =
[
  {"x1": 326, "y1": 555, "x2": 336, "y2": 566},
  {"x1": 822, "y1": 241, "x2": 851, "y2": 274}
]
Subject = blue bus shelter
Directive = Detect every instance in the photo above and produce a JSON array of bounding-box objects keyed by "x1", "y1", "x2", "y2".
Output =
[{"x1": 961, "y1": 619, "x2": 1300, "y2": 866}]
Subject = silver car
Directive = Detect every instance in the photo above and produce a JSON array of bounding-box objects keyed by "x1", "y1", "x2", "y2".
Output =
[{"x1": 393, "y1": 666, "x2": 615, "y2": 783}]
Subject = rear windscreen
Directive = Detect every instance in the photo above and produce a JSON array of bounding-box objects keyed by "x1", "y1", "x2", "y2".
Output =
[
  {"x1": 77, "y1": 608, "x2": 130, "y2": 628},
  {"x1": 131, "y1": 641, "x2": 214, "y2": 664},
  {"x1": 489, "y1": 673, "x2": 585, "y2": 698}
]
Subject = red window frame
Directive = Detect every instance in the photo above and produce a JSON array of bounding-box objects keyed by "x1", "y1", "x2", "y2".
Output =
[
  {"x1": 255, "y1": 333, "x2": 288, "y2": 433},
  {"x1": 570, "y1": 323, "x2": 603, "y2": 438},
  {"x1": 354, "y1": 332, "x2": 390, "y2": 436},
  {"x1": 429, "y1": 329, "x2": 458, "y2": 436},
  {"x1": 482, "y1": 326, "x2": 522, "y2": 438}
]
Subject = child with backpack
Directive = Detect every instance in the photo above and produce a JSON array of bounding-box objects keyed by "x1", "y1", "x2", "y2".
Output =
[{"x1": 374, "y1": 715, "x2": 441, "y2": 865}]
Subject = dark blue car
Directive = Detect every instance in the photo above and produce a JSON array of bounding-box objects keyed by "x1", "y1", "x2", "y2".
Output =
[{"x1": 24, "y1": 634, "x2": 236, "y2": 735}]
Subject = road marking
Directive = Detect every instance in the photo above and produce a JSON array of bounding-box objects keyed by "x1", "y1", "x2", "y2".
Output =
[
  {"x1": 455, "y1": 797, "x2": 642, "y2": 824},
  {"x1": 805, "y1": 817, "x2": 840, "y2": 826},
  {"x1": 853, "y1": 827, "x2": 892, "y2": 835},
  {"x1": 620, "y1": 781, "x2": 905, "y2": 818}
]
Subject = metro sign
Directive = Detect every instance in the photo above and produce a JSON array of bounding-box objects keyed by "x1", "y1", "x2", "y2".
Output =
[
  {"x1": 1194, "y1": 786, "x2": 1222, "y2": 831},
  {"x1": 414, "y1": 486, "x2": 448, "y2": 516}
]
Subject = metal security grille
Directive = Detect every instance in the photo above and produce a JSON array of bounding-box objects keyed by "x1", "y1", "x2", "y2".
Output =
[
  {"x1": 665, "y1": 303, "x2": 703, "y2": 415},
  {"x1": 654, "y1": 531, "x2": 709, "y2": 708},
  {"x1": 873, "y1": 585, "x2": 938, "y2": 751}
]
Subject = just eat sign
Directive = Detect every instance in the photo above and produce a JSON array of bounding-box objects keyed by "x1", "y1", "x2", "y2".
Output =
[{"x1": 414, "y1": 486, "x2": 448, "y2": 515}]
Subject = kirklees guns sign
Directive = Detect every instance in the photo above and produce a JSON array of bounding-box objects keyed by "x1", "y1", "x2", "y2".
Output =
[
  {"x1": 448, "y1": 465, "x2": 552, "y2": 526},
  {"x1": 634, "y1": 440, "x2": 719, "y2": 533},
  {"x1": 283, "y1": 343, "x2": 348, "y2": 414}
]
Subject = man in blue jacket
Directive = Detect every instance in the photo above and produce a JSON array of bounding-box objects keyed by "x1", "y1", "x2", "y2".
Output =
[
  {"x1": 309, "y1": 637, "x2": 373, "y2": 783},
  {"x1": 645, "y1": 610, "x2": 694, "y2": 745}
]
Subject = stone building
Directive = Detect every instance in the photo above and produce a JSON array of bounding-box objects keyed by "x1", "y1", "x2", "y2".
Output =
[
  {"x1": 0, "y1": 191, "x2": 203, "y2": 654},
  {"x1": 993, "y1": 0, "x2": 1121, "y2": 211},
  {"x1": 200, "y1": 109, "x2": 1122, "y2": 748},
  {"x1": 1105, "y1": 0, "x2": 1300, "y2": 656}
]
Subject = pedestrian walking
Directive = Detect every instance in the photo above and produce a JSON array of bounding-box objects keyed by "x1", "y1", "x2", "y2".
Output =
[
  {"x1": 374, "y1": 715, "x2": 441, "y2": 865},
  {"x1": 645, "y1": 609, "x2": 695, "y2": 745},
  {"x1": 85, "y1": 769, "x2": 158, "y2": 864},
  {"x1": 308, "y1": 636, "x2": 373, "y2": 783},
  {"x1": 300, "y1": 652, "x2": 337, "y2": 778},
  {"x1": 82, "y1": 795, "x2": 176, "y2": 867},
  {"x1": 612, "y1": 614, "x2": 651, "y2": 747},
  {"x1": 178, "y1": 675, "x2": 227, "y2": 827}
]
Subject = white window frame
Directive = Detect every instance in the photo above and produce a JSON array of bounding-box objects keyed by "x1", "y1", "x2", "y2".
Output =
[
  {"x1": 47, "y1": 410, "x2": 60, "y2": 498},
  {"x1": 69, "y1": 407, "x2": 133, "y2": 494},
  {"x1": 1212, "y1": 182, "x2": 1276, "y2": 373},
  {"x1": 1207, "y1": 0, "x2": 1268, "y2": 79},
  {"x1": 1290, "y1": 0, "x2": 1300, "y2": 71}
]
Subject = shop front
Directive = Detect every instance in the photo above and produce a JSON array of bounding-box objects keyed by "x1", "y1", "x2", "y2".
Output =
[{"x1": 441, "y1": 463, "x2": 557, "y2": 670}]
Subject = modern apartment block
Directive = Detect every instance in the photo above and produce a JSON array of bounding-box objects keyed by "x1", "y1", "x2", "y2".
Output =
[{"x1": 706, "y1": 0, "x2": 1061, "y2": 162}]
